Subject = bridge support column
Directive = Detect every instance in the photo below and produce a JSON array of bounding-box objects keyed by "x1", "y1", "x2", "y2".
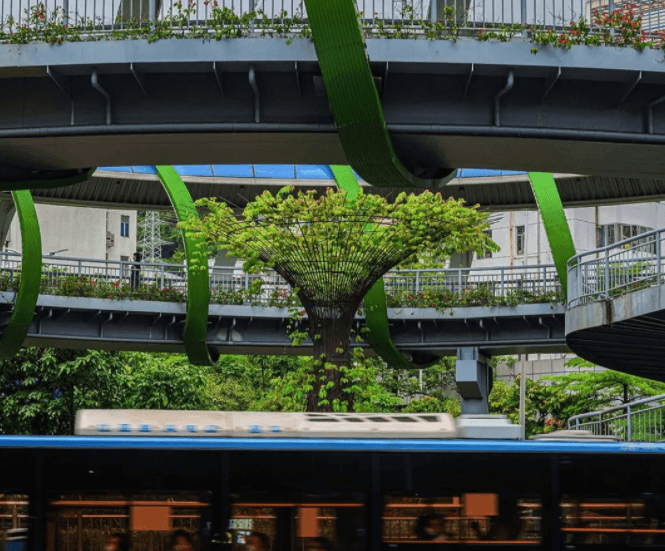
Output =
[{"x1": 456, "y1": 347, "x2": 492, "y2": 414}]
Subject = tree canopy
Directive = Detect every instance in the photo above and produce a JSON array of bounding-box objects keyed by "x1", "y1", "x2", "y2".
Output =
[
  {"x1": 0, "y1": 348, "x2": 208, "y2": 435},
  {"x1": 182, "y1": 187, "x2": 496, "y2": 411}
]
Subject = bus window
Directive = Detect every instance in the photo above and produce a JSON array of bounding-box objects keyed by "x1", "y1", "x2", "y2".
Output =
[
  {"x1": 560, "y1": 497, "x2": 665, "y2": 546},
  {"x1": 0, "y1": 496, "x2": 29, "y2": 551},
  {"x1": 382, "y1": 496, "x2": 541, "y2": 545},
  {"x1": 47, "y1": 492, "x2": 210, "y2": 551},
  {"x1": 229, "y1": 500, "x2": 366, "y2": 551}
]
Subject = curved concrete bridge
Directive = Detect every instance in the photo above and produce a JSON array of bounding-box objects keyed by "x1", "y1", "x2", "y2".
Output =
[
  {"x1": 0, "y1": 253, "x2": 566, "y2": 357},
  {"x1": 9, "y1": 165, "x2": 665, "y2": 212},
  {"x1": 4, "y1": 39, "x2": 665, "y2": 180},
  {"x1": 566, "y1": 226, "x2": 665, "y2": 380}
]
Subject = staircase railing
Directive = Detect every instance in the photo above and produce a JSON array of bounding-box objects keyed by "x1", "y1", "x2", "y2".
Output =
[
  {"x1": 567, "y1": 393, "x2": 665, "y2": 442},
  {"x1": 567, "y1": 227, "x2": 665, "y2": 308}
]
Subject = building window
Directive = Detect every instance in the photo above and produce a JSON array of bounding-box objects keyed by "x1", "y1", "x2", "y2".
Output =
[
  {"x1": 120, "y1": 215, "x2": 130, "y2": 238},
  {"x1": 515, "y1": 226, "x2": 525, "y2": 255},
  {"x1": 477, "y1": 230, "x2": 493, "y2": 259},
  {"x1": 597, "y1": 223, "x2": 655, "y2": 254},
  {"x1": 120, "y1": 255, "x2": 129, "y2": 262}
]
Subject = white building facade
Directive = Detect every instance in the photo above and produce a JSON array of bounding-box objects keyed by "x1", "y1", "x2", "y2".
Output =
[
  {"x1": 479, "y1": 202, "x2": 665, "y2": 381},
  {"x1": 6, "y1": 205, "x2": 137, "y2": 262}
]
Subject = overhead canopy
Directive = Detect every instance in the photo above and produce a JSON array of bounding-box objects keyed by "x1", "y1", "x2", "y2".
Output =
[{"x1": 7, "y1": 166, "x2": 665, "y2": 211}]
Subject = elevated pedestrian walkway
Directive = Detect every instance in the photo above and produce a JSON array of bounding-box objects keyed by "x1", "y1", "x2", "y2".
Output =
[
  {"x1": 566, "y1": 227, "x2": 665, "y2": 380},
  {"x1": 0, "y1": 252, "x2": 566, "y2": 356}
]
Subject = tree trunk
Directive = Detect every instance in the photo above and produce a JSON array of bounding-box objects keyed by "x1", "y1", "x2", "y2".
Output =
[{"x1": 305, "y1": 311, "x2": 356, "y2": 412}]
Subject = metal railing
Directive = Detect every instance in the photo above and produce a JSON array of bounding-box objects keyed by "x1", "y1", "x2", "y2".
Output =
[
  {"x1": 0, "y1": 251, "x2": 561, "y2": 307},
  {"x1": 568, "y1": 393, "x2": 665, "y2": 442},
  {"x1": 0, "y1": 0, "x2": 653, "y2": 43},
  {"x1": 567, "y1": 227, "x2": 665, "y2": 308}
]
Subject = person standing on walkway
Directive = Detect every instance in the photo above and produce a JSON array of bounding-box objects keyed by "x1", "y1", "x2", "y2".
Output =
[{"x1": 130, "y1": 252, "x2": 142, "y2": 288}]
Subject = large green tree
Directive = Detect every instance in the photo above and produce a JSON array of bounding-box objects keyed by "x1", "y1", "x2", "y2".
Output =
[
  {"x1": 488, "y1": 357, "x2": 665, "y2": 438},
  {"x1": 542, "y1": 359, "x2": 665, "y2": 418},
  {"x1": 0, "y1": 348, "x2": 209, "y2": 435},
  {"x1": 182, "y1": 187, "x2": 495, "y2": 411}
]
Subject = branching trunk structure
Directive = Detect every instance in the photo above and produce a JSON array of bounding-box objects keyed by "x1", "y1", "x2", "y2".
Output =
[
  {"x1": 185, "y1": 188, "x2": 493, "y2": 412},
  {"x1": 272, "y1": 234, "x2": 404, "y2": 411}
]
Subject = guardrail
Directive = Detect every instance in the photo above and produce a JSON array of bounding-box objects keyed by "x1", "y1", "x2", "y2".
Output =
[
  {"x1": 0, "y1": 0, "x2": 650, "y2": 42},
  {"x1": 568, "y1": 393, "x2": 665, "y2": 442},
  {"x1": 0, "y1": 251, "x2": 561, "y2": 306},
  {"x1": 567, "y1": 227, "x2": 665, "y2": 308}
]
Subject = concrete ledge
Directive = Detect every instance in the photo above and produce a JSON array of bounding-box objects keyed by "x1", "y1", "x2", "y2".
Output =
[
  {"x1": 3, "y1": 39, "x2": 665, "y2": 77},
  {"x1": 566, "y1": 283, "x2": 665, "y2": 335}
]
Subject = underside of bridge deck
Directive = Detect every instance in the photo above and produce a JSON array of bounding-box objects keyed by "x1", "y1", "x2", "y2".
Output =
[
  {"x1": 567, "y1": 285, "x2": 665, "y2": 380},
  {"x1": 4, "y1": 40, "x2": 665, "y2": 181}
]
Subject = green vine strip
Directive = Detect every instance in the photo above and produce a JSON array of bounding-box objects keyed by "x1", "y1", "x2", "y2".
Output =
[
  {"x1": 528, "y1": 172, "x2": 576, "y2": 292},
  {"x1": 0, "y1": 191, "x2": 42, "y2": 360},
  {"x1": 156, "y1": 165, "x2": 218, "y2": 366},
  {"x1": 2, "y1": 3, "x2": 662, "y2": 54},
  {"x1": 330, "y1": 164, "x2": 434, "y2": 369},
  {"x1": 296, "y1": 0, "x2": 454, "y2": 189}
]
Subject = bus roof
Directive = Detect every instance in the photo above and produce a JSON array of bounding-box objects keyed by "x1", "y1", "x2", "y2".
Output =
[{"x1": 0, "y1": 435, "x2": 662, "y2": 454}]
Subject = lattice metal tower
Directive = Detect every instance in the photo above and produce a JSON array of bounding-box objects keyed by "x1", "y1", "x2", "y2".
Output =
[{"x1": 139, "y1": 211, "x2": 162, "y2": 263}]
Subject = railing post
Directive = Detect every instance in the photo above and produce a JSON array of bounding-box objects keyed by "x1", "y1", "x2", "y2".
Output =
[
  {"x1": 599, "y1": 413, "x2": 603, "y2": 435},
  {"x1": 430, "y1": 0, "x2": 437, "y2": 22},
  {"x1": 249, "y1": 0, "x2": 256, "y2": 31},
  {"x1": 542, "y1": 266, "x2": 546, "y2": 293},
  {"x1": 458, "y1": 269, "x2": 462, "y2": 292},
  {"x1": 604, "y1": 248, "x2": 610, "y2": 299},
  {"x1": 149, "y1": 0, "x2": 156, "y2": 24},
  {"x1": 245, "y1": 272, "x2": 249, "y2": 291},
  {"x1": 627, "y1": 405, "x2": 632, "y2": 441},
  {"x1": 500, "y1": 268, "x2": 505, "y2": 296},
  {"x1": 160, "y1": 265, "x2": 165, "y2": 288},
  {"x1": 658, "y1": 230, "x2": 662, "y2": 285},
  {"x1": 415, "y1": 272, "x2": 420, "y2": 294},
  {"x1": 77, "y1": 260, "x2": 82, "y2": 277},
  {"x1": 63, "y1": 0, "x2": 70, "y2": 26}
]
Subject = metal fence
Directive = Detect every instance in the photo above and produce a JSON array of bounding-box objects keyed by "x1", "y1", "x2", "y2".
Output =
[
  {"x1": 568, "y1": 393, "x2": 665, "y2": 442},
  {"x1": 0, "y1": 251, "x2": 560, "y2": 306},
  {"x1": 567, "y1": 227, "x2": 665, "y2": 308},
  {"x1": 1, "y1": 0, "x2": 656, "y2": 42}
]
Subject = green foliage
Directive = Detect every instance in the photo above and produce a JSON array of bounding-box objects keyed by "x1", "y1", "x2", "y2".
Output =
[
  {"x1": 0, "y1": 348, "x2": 208, "y2": 435},
  {"x1": 404, "y1": 395, "x2": 461, "y2": 416},
  {"x1": 0, "y1": 267, "x2": 566, "y2": 311},
  {"x1": 0, "y1": 2, "x2": 312, "y2": 45},
  {"x1": 542, "y1": 360, "x2": 665, "y2": 418},
  {"x1": 6, "y1": 2, "x2": 662, "y2": 56},
  {"x1": 119, "y1": 354, "x2": 208, "y2": 409},
  {"x1": 488, "y1": 357, "x2": 665, "y2": 438},
  {"x1": 182, "y1": 187, "x2": 495, "y2": 279},
  {"x1": 0, "y1": 348, "x2": 127, "y2": 435},
  {"x1": 489, "y1": 378, "x2": 567, "y2": 438},
  {"x1": 385, "y1": 285, "x2": 564, "y2": 311}
]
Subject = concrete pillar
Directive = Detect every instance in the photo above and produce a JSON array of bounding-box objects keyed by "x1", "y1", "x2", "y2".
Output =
[
  {"x1": 0, "y1": 199, "x2": 16, "y2": 249},
  {"x1": 456, "y1": 347, "x2": 492, "y2": 414}
]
